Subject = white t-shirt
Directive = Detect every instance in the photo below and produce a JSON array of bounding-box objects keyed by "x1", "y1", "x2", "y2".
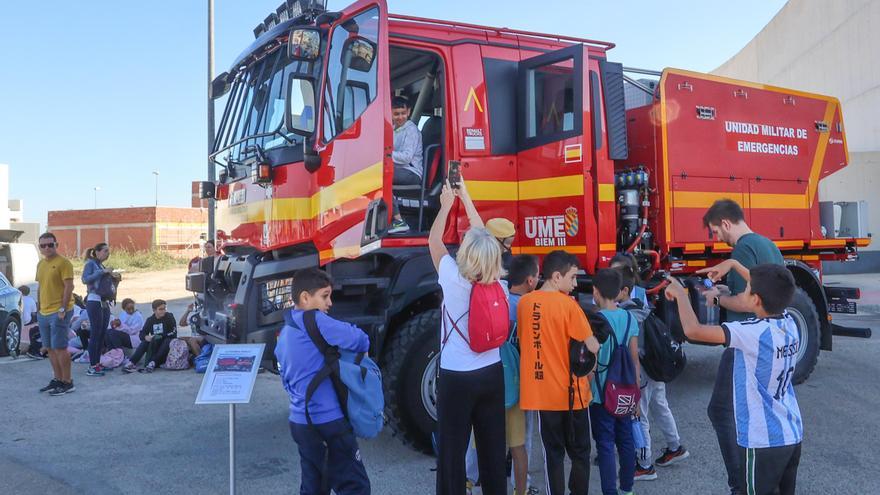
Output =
[
  {"x1": 722, "y1": 313, "x2": 803, "y2": 448},
  {"x1": 22, "y1": 295, "x2": 37, "y2": 325},
  {"x1": 438, "y1": 255, "x2": 501, "y2": 371}
]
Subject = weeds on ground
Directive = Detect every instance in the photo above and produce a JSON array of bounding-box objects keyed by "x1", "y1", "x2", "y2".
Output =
[{"x1": 70, "y1": 249, "x2": 189, "y2": 274}]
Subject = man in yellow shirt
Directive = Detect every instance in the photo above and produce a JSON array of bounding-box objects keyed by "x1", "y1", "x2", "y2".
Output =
[{"x1": 35, "y1": 233, "x2": 75, "y2": 396}]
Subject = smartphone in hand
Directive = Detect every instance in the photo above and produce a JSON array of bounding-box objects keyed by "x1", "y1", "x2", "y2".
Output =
[{"x1": 448, "y1": 160, "x2": 462, "y2": 189}]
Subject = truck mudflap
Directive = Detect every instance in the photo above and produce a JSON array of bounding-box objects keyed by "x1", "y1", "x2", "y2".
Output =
[{"x1": 193, "y1": 251, "x2": 319, "y2": 361}]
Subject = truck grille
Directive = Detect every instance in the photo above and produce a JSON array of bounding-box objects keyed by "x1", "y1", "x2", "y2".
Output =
[{"x1": 260, "y1": 277, "x2": 295, "y2": 315}]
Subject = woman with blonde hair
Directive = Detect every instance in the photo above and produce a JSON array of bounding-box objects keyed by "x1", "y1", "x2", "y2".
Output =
[{"x1": 430, "y1": 178, "x2": 507, "y2": 495}]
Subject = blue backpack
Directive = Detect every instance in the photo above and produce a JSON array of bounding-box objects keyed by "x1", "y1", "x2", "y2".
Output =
[
  {"x1": 194, "y1": 343, "x2": 214, "y2": 373},
  {"x1": 297, "y1": 310, "x2": 384, "y2": 439},
  {"x1": 500, "y1": 322, "x2": 520, "y2": 409},
  {"x1": 599, "y1": 312, "x2": 641, "y2": 417}
]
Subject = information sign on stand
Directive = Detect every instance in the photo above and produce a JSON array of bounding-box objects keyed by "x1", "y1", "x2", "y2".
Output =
[{"x1": 196, "y1": 343, "x2": 265, "y2": 495}]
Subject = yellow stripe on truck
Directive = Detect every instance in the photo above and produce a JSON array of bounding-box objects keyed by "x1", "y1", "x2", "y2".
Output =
[
  {"x1": 224, "y1": 162, "x2": 383, "y2": 223},
  {"x1": 466, "y1": 174, "x2": 585, "y2": 202}
]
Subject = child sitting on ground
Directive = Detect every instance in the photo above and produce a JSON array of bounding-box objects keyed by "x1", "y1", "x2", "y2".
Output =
[
  {"x1": 614, "y1": 266, "x2": 689, "y2": 481},
  {"x1": 668, "y1": 261, "x2": 803, "y2": 495},
  {"x1": 275, "y1": 268, "x2": 371, "y2": 495},
  {"x1": 106, "y1": 298, "x2": 144, "y2": 350},
  {"x1": 122, "y1": 299, "x2": 177, "y2": 373},
  {"x1": 590, "y1": 268, "x2": 640, "y2": 495}
]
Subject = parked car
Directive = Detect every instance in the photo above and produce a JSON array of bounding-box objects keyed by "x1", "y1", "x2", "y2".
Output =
[{"x1": 0, "y1": 272, "x2": 23, "y2": 357}]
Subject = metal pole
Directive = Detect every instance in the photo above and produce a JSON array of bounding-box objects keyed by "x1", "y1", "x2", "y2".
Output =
[
  {"x1": 153, "y1": 171, "x2": 159, "y2": 207},
  {"x1": 229, "y1": 403, "x2": 236, "y2": 495},
  {"x1": 207, "y1": 0, "x2": 216, "y2": 243}
]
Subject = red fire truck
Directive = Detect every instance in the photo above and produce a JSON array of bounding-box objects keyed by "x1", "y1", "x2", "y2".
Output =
[{"x1": 191, "y1": 0, "x2": 870, "y2": 450}]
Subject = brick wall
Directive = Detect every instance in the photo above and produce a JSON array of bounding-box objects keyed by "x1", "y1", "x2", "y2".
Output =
[{"x1": 47, "y1": 206, "x2": 207, "y2": 257}]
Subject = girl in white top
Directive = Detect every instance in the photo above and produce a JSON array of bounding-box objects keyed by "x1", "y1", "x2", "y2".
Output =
[{"x1": 431, "y1": 179, "x2": 507, "y2": 495}]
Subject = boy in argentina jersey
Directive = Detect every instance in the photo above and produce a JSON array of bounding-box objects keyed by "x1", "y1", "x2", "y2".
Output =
[{"x1": 665, "y1": 261, "x2": 802, "y2": 495}]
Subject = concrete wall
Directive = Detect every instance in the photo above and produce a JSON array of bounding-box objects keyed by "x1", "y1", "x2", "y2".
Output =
[
  {"x1": 713, "y1": 0, "x2": 880, "y2": 272},
  {"x1": 47, "y1": 206, "x2": 207, "y2": 257}
]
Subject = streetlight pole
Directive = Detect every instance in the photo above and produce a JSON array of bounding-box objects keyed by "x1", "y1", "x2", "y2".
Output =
[
  {"x1": 152, "y1": 170, "x2": 160, "y2": 207},
  {"x1": 207, "y1": 0, "x2": 216, "y2": 244},
  {"x1": 93, "y1": 186, "x2": 100, "y2": 209}
]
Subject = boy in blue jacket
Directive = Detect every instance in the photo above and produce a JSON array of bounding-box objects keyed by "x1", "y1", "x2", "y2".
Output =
[{"x1": 275, "y1": 268, "x2": 371, "y2": 495}]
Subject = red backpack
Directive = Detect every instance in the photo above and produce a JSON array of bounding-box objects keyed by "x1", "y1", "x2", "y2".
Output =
[{"x1": 443, "y1": 281, "x2": 509, "y2": 353}]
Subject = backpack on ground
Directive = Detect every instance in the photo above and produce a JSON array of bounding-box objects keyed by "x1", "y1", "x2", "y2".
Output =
[
  {"x1": 443, "y1": 281, "x2": 509, "y2": 353},
  {"x1": 162, "y1": 338, "x2": 190, "y2": 370},
  {"x1": 100, "y1": 348, "x2": 124, "y2": 368},
  {"x1": 635, "y1": 303, "x2": 687, "y2": 383},
  {"x1": 500, "y1": 322, "x2": 520, "y2": 409},
  {"x1": 601, "y1": 312, "x2": 641, "y2": 417},
  {"x1": 194, "y1": 343, "x2": 214, "y2": 373},
  {"x1": 297, "y1": 310, "x2": 384, "y2": 439}
]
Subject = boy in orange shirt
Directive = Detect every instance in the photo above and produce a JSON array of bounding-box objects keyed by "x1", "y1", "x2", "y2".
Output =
[{"x1": 519, "y1": 250, "x2": 600, "y2": 495}]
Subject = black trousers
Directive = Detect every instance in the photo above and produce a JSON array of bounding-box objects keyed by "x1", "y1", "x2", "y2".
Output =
[
  {"x1": 708, "y1": 348, "x2": 741, "y2": 491},
  {"x1": 538, "y1": 409, "x2": 591, "y2": 495},
  {"x1": 129, "y1": 338, "x2": 171, "y2": 366},
  {"x1": 106, "y1": 330, "x2": 132, "y2": 349},
  {"x1": 392, "y1": 166, "x2": 421, "y2": 216},
  {"x1": 738, "y1": 443, "x2": 801, "y2": 495},
  {"x1": 436, "y1": 362, "x2": 506, "y2": 495},
  {"x1": 289, "y1": 419, "x2": 370, "y2": 495}
]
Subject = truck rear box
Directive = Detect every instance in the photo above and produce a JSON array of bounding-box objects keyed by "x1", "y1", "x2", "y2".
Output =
[{"x1": 623, "y1": 68, "x2": 853, "y2": 252}]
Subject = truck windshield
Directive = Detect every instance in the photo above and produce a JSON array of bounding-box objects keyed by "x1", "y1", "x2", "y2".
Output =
[{"x1": 213, "y1": 43, "x2": 322, "y2": 167}]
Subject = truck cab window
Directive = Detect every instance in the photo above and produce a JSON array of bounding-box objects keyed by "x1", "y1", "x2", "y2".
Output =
[
  {"x1": 525, "y1": 58, "x2": 575, "y2": 140},
  {"x1": 323, "y1": 7, "x2": 380, "y2": 142}
]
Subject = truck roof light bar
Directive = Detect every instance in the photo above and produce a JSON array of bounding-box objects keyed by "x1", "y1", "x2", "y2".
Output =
[
  {"x1": 388, "y1": 13, "x2": 616, "y2": 50},
  {"x1": 254, "y1": 0, "x2": 325, "y2": 39}
]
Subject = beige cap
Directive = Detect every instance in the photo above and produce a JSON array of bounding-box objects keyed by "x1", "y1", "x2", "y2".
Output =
[{"x1": 486, "y1": 218, "x2": 516, "y2": 239}]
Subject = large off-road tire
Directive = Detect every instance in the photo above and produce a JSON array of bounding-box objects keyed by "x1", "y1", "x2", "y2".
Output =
[
  {"x1": 0, "y1": 315, "x2": 21, "y2": 358},
  {"x1": 382, "y1": 309, "x2": 440, "y2": 453},
  {"x1": 788, "y1": 288, "x2": 820, "y2": 384}
]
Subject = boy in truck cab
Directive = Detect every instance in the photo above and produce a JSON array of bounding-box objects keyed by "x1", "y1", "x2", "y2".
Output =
[
  {"x1": 275, "y1": 268, "x2": 371, "y2": 495},
  {"x1": 389, "y1": 95, "x2": 423, "y2": 234},
  {"x1": 665, "y1": 262, "x2": 803, "y2": 495}
]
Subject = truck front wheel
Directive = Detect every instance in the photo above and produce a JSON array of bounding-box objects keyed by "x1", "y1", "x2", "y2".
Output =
[
  {"x1": 382, "y1": 309, "x2": 440, "y2": 453},
  {"x1": 788, "y1": 288, "x2": 820, "y2": 384}
]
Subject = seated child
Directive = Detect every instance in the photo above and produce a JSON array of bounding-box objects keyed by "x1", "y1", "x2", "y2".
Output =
[
  {"x1": 122, "y1": 299, "x2": 177, "y2": 373},
  {"x1": 668, "y1": 261, "x2": 802, "y2": 495},
  {"x1": 106, "y1": 298, "x2": 145, "y2": 350},
  {"x1": 275, "y1": 268, "x2": 371, "y2": 495}
]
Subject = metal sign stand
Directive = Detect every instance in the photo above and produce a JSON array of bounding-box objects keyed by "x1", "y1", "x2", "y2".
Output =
[
  {"x1": 229, "y1": 403, "x2": 236, "y2": 495},
  {"x1": 195, "y1": 343, "x2": 265, "y2": 495}
]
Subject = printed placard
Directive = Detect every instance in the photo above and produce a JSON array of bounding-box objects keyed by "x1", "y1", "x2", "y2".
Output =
[{"x1": 196, "y1": 344, "x2": 266, "y2": 405}]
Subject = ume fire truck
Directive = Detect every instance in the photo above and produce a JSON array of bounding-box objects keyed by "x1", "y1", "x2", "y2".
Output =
[{"x1": 190, "y1": 0, "x2": 871, "y2": 450}]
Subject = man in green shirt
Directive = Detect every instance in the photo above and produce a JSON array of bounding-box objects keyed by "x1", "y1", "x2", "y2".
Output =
[{"x1": 701, "y1": 199, "x2": 784, "y2": 494}]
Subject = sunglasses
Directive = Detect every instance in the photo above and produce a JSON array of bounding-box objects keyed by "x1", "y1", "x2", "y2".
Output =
[{"x1": 39, "y1": 242, "x2": 57, "y2": 249}]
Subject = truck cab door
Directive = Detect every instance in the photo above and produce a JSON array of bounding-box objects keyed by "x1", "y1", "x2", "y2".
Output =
[
  {"x1": 516, "y1": 45, "x2": 597, "y2": 268},
  {"x1": 312, "y1": 0, "x2": 391, "y2": 263}
]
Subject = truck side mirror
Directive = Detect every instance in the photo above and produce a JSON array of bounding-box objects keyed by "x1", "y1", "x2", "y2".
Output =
[{"x1": 285, "y1": 74, "x2": 316, "y2": 136}]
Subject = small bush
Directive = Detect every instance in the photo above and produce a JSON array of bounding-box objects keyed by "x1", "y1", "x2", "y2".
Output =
[{"x1": 71, "y1": 249, "x2": 189, "y2": 273}]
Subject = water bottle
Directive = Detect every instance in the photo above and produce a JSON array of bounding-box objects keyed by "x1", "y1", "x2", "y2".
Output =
[
  {"x1": 632, "y1": 417, "x2": 647, "y2": 450},
  {"x1": 701, "y1": 278, "x2": 720, "y2": 325}
]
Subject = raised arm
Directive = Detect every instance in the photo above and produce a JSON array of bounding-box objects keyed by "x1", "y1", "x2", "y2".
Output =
[
  {"x1": 665, "y1": 276, "x2": 726, "y2": 345},
  {"x1": 429, "y1": 182, "x2": 455, "y2": 270},
  {"x1": 456, "y1": 177, "x2": 484, "y2": 229}
]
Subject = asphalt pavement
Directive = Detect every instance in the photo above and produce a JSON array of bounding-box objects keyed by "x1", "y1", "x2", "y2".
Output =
[{"x1": 2, "y1": 315, "x2": 879, "y2": 494}]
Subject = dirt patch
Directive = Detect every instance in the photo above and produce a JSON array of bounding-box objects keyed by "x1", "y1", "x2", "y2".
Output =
[{"x1": 75, "y1": 268, "x2": 195, "y2": 322}]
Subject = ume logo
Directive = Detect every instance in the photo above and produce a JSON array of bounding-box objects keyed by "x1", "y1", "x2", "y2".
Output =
[{"x1": 524, "y1": 208, "x2": 579, "y2": 247}]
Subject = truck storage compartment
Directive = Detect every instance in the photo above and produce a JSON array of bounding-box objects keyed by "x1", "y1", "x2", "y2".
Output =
[{"x1": 620, "y1": 68, "x2": 849, "y2": 250}]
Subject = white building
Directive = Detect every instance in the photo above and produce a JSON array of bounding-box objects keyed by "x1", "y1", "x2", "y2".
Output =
[{"x1": 713, "y1": 0, "x2": 879, "y2": 273}]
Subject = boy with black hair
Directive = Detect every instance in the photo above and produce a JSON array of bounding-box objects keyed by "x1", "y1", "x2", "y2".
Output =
[
  {"x1": 590, "y1": 268, "x2": 640, "y2": 495},
  {"x1": 666, "y1": 261, "x2": 802, "y2": 495},
  {"x1": 389, "y1": 95, "x2": 423, "y2": 234},
  {"x1": 518, "y1": 250, "x2": 599, "y2": 495},
  {"x1": 122, "y1": 299, "x2": 177, "y2": 373},
  {"x1": 275, "y1": 268, "x2": 371, "y2": 495},
  {"x1": 614, "y1": 266, "x2": 688, "y2": 482}
]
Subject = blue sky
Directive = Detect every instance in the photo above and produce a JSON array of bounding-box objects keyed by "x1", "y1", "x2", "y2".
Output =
[{"x1": 0, "y1": 0, "x2": 785, "y2": 226}]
